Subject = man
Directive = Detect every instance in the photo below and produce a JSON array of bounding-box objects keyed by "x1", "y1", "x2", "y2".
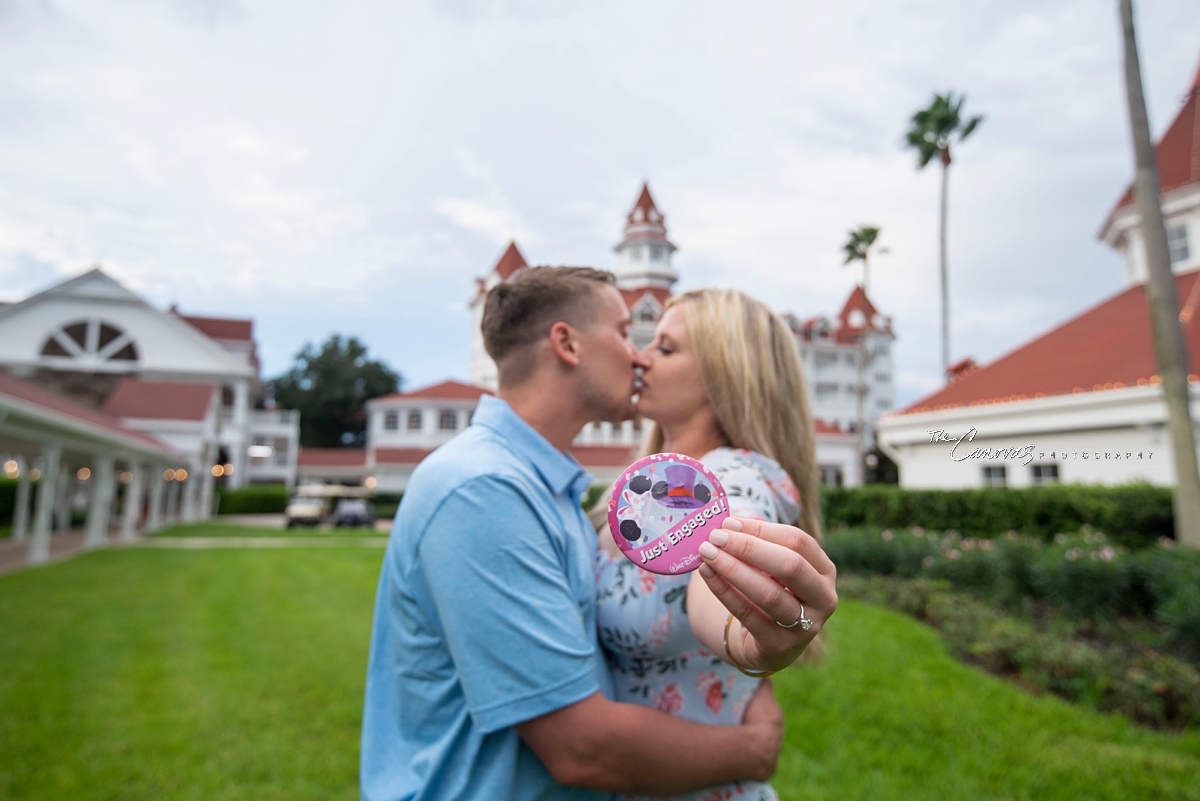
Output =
[{"x1": 361, "y1": 267, "x2": 785, "y2": 800}]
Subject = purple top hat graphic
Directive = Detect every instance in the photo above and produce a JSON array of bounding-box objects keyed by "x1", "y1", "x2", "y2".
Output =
[{"x1": 652, "y1": 463, "x2": 711, "y2": 509}]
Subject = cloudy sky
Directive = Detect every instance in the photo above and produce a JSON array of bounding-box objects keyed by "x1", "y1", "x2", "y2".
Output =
[{"x1": 1, "y1": 0, "x2": 1197, "y2": 406}]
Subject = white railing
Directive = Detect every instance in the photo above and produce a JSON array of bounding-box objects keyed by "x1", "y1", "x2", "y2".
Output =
[{"x1": 219, "y1": 407, "x2": 300, "y2": 428}]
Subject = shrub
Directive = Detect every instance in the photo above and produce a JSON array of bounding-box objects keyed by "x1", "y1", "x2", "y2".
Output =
[
  {"x1": 216, "y1": 484, "x2": 289, "y2": 515},
  {"x1": 372, "y1": 492, "x2": 403, "y2": 519},
  {"x1": 0, "y1": 478, "x2": 18, "y2": 526},
  {"x1": 821, "y1": 483, "x2": 1173, "y2": 548},
  {"x1": 828, "y1": 527, "x2": 1200, "y2": 658}
]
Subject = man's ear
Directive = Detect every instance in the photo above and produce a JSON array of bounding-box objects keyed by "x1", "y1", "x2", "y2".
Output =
[{"x1": 548, "y1": 321, "x2": 581, "y2": 367}]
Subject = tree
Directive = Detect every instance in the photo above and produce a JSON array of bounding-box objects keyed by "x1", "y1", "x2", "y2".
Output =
[
  {"x1": 843, "y1": 224, "x2": 887, "y2": 483},
  {"x1": 905, "y1": 92, "x2": 983, "y2": 378},
  {"x1": 1117, "y1": 0, "x2": 1200, "y2": 547},
  {"x1": 269, "y1": 335, "x2": 402, "y2": 448}
]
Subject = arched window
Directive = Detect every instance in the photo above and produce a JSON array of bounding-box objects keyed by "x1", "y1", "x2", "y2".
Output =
[
  {"x1": 39, "y1": 319, "x2": 139, "y2": 365},
  {"x1": 635, "y1": 301, "x2": 658, "y2": 325}
]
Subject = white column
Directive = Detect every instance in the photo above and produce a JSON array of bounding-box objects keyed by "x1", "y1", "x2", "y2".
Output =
[
  {"x1": 230, "y1": 379, "x2": 250, "y2": 489},
  {"x1": 84, "y1": 454, "x2": 115, "y2": 549},
  {"x1": 198, "y1": 443, "x2": 217, "y2": 521},
  {"x1": 147, "y1": 467, "x2": 166, "y2": 533},
  {"x1": 12, "y1": 456, "x2": 31, "y2": 541},
  {"x1": 53, "y1": 464, "x2": 72, "y2": 531},
  {"x1": 29, "y1": 443, "x2": 62, "y2": 565},
  {"x1": 181, "y1": 459, "x2": 198, "y2": 523},
  {"x1": 120, "y1": 463, "x2": 144, "y2": 541},
  {"x1": 169, "y1": 476, "x2": 184, "y2": 525}
]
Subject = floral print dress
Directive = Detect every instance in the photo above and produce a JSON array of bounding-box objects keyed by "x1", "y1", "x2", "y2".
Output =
[{"x1": 596, "y1": 448, "x2": 800, "y2": 801}]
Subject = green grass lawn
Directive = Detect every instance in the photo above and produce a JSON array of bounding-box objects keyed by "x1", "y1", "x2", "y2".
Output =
[{"x1": 0, "y1": 547, "x2": 1198, "y2": 800}]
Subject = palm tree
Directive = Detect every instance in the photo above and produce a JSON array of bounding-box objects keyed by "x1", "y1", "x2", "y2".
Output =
[
  {"x1": 1117, "y1": 0, "x2": 1200, "y2": 547},
  {"x1": 905, "y1": 93, "x2": 983, "y2": 378},
  {"x1": 843, "y1": 225, "x2": 886, "y2": 483}
]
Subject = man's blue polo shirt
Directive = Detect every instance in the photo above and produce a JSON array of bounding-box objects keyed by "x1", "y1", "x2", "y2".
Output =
[{"x1": 361, "y1": 395, "x2": 613, "y2": 801}]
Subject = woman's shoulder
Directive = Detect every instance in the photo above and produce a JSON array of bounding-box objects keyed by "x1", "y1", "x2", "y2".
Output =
[{"x1": 701, "y1": 447, "x2": 799, "y2": 524}]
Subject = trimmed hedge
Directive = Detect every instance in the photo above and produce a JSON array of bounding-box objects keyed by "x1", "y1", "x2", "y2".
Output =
[
  {"x1": 373, "y1": 492, "x2": 403, "y2": 519},
  {"x1": 0, "y1": 478, "x2": 17, "y2": 526},
  {"x1": 826, "y1": 527, "x2": 1200, "y2": 661},
  {"x1": 216, "y1": 484, "x2": 289, "y2": 515},
  {"x1": 821, "y1": 483, "x2": 1173, "y2": 548}
]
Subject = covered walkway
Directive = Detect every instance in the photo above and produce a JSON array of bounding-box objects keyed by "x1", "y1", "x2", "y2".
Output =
[{"x1": 1, "y1": 371, "x2": 192, "y2": 569}]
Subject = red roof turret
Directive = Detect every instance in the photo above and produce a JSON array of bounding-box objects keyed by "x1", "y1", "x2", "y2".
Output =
[
  {"x1": 1110, "y1": 54, "x2": 1200, "y2": 213},
  {"x1": 492, "y1": 241, "x2": 528, "y2": 280}
]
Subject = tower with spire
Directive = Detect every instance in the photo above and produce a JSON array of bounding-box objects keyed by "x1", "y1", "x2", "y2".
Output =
[
  {"x1": 467, "y1": 184, "x2": 681, "y2": 388},
  {"x1": 613, "y1": 183, "x2": 678, "y2": 291}
]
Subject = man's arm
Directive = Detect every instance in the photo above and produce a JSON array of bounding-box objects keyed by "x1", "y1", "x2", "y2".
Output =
[{"x1": 516, "y1": 687, "x2": 783, "y2": 794}]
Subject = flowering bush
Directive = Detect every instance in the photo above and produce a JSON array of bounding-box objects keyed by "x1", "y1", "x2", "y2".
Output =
[{"x1": 826, "y1": 526, "x2": 1200, "y2": 656}]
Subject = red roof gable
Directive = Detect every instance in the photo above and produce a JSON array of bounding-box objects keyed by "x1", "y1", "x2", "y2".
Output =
[
  {"x1": 838, "y1": 285, "x2": 890, "y2": 333},
  {"x1": 813, "y1": 419, "x2": 851, "y2": 436},
  {"x1": 373, "y1": 447, "x2": 435, "y2": 465},
  {"x1": 790, "y1": 287, "x2": 891, "y2": 346},
  {"x1": 0, "y1": 371, "x2": 174, "y2": 453},
  {"x1": 373, "y1": 379, "x2": 493, "y2": 402},
  {"x1": 1112, "y1": 59, "x2": 1200, "y2": 212},
  {"x1": 624, "y1": 183, "x2": 669, "y2": 243},
  {"x1": 176, "y1": 313, "x2": 254, "y2": 342},
  {"x1": 898, "y1": 268, "x2": 1200, "y2": 415},
  {"x1": 569, "y1": 445, "x2": 640, "y2": 468},
  {"x1": 492, "y1": 241, "x2": 528, "y2": 280},
  {"x1": 298, "y1": 447, "x2": 368, "y2": 467},
  {"x1": 103, "y1": 378, "x2": 218, "y2": 421},
  {"x1": 620, "y1": 286, "x2": 673, "y2": 313},
  {"x1": 627, "y1": 183, "x2": 663, "y2": 225}
]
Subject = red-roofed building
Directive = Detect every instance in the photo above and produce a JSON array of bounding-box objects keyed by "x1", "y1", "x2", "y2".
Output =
[
  {"x1": 879, "y1": 59, "x2": 1200, "y2": 490},
  {"x1": 1100, "y1": 59, "x2": 1200, "y2": 286},
  {"x1": 0, "y1": 370, "x2": 183, "y2": 565},
  {"x1": 352, "y1": 182, "x2": 865, "y2": 490},
  {"x1": 0, "y1": 267, "x2": 300, "y2": 512}
]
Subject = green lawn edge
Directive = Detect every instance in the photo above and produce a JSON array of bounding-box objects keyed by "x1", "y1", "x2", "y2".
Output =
[{"x1": 0, "y1": 549, "x2": 1197, "y2": 800}]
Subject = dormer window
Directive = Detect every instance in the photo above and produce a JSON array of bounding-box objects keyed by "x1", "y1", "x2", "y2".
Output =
[
  {"x1": 1168, "y1": 225, "x2": 1190, "y2": 266},
  {"x1": 633, "y1": 296, "x2": 659, "y2": 325},
  {"x1": 39, "y1": 319, "x2": 139, "y2": 365}
]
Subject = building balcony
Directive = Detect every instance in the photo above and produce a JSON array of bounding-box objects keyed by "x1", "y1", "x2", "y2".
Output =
[{"x1": 219, "y1": 406, "x2": 300, "y2": 432}]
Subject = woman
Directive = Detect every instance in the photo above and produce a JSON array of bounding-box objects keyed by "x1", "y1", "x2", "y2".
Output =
[{"x1": 594, "y1": 288, "x2": 824, "y2": 801}]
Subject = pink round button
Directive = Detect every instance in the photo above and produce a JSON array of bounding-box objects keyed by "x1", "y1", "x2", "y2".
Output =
[{"x1": 607, "y1": 452, "x2": 730, "y2": 575}]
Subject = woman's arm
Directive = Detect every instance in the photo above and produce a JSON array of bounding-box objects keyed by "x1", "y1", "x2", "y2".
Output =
[{"x1": 688, "y1": 517, "x2": 837, "y2": 674}]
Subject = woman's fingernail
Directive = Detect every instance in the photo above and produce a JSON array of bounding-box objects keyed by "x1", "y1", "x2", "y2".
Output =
[
  {"x1": 708, "y1": 529, "x2": 729, "y2": 547},
  {"x1": 723, "y1": 517, "x2": 744, "y2": 531},
  {"x1": 699, "y1": 541, "x2": 719, "y2": 560},
  {"x1": 698, "y1": 563, "x2": 715, "y2": 579}
]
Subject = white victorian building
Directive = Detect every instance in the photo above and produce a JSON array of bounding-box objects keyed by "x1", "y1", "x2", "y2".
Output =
[
  {"x1": 0, "y1": 268, "x2": 301, "y2": 536},
  {"x1": 878, "y1": 61, "x2": 1200, "y2": 489},
  {"x1": 319, "y1": 183, "x2": 876, "y2": 491}
]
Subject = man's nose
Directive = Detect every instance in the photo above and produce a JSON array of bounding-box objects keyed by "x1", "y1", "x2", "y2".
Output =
[{"x1": 631, "y1": 343, "x2": 650, "y2": 368}]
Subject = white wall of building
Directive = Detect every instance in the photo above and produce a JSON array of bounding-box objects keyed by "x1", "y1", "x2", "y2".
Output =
[{"x1": 878, "y1": 384, "x2": 1190, "y2": 488}]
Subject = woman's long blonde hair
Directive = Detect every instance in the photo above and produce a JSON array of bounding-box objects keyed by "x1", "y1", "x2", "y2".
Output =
[{"x1": 642, "y1": 288, "x2": 823, "y2": 542}]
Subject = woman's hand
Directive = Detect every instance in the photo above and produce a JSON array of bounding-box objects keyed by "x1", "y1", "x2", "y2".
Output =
[{"x1": 694, "y1": 517, "x2": 837, "y2": 674}]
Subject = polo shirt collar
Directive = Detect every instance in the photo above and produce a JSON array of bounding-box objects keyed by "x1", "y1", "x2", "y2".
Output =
[{"x1": 472, "y1": 395, "x2": 594, "y2": 500}]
